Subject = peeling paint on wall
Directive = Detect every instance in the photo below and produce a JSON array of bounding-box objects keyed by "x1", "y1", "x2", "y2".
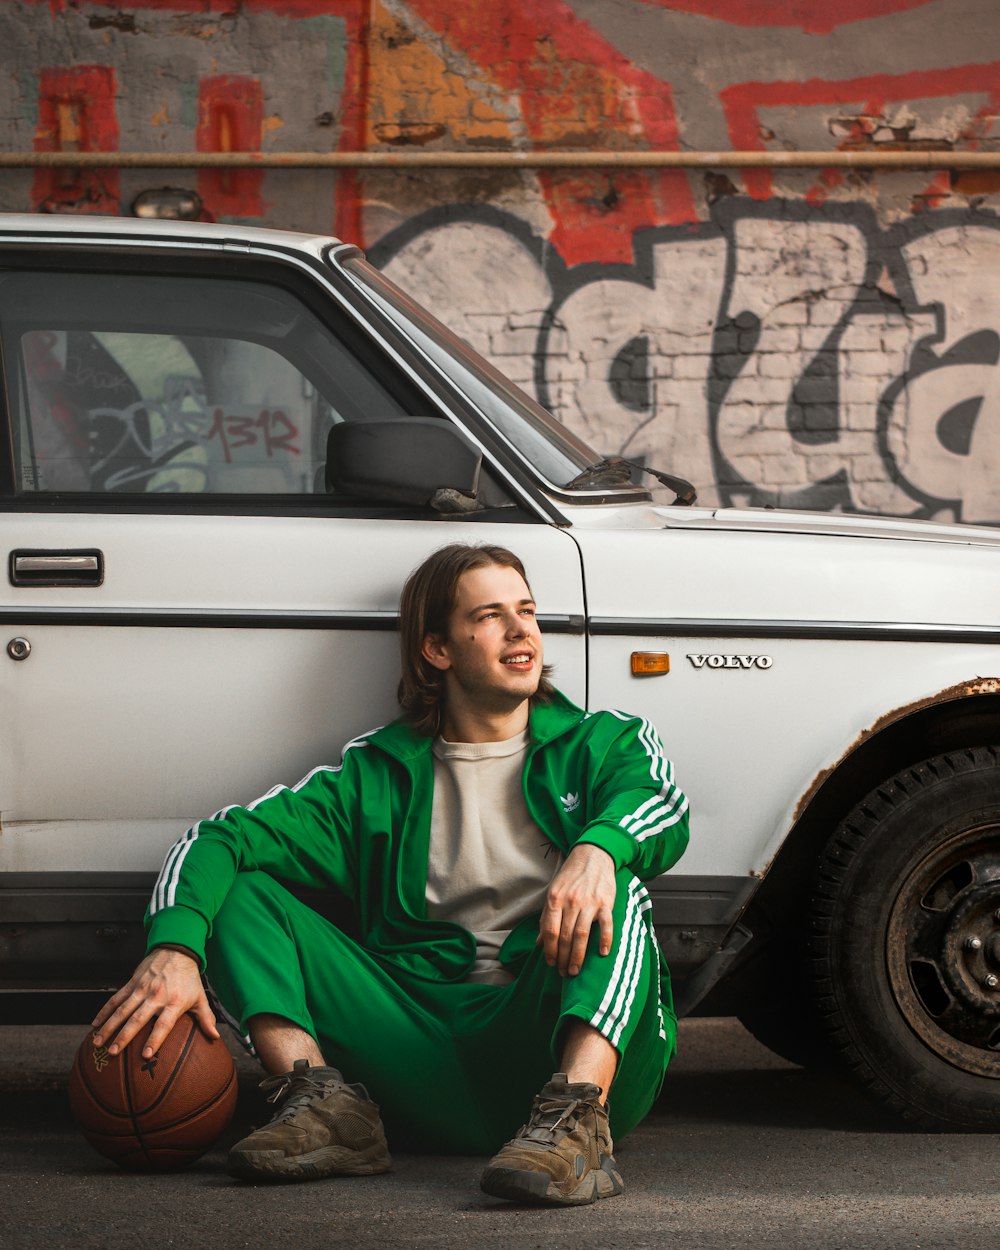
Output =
[{"x1": 32, "y1": 65, "x2": 120, "y2": 213}]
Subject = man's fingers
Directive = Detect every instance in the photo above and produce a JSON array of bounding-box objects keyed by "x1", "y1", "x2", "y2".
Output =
[
  {"x1": 193, "y1": 995, "x2": 220, "y2": 1042},
  {"x1": 567, "y1": 928, "x2": 590, "y2": 977},
  {"x1": 540, "y1": 904, "x2": 562, "y2": 967},
  {"x1": 93, "y1": 992, "x2": 143, "y2": 1048},
  {"x1": 91, "y1": 984, "x2": 131, "y2": 1032},
  {"x1": 598, "y1": 904, "x2": 614, "y2": 957},
  {"x1": 562, "y1": 912, "x2": 594, "y2": 977},
  {"x1": 105, "y1": 997, "x2": 158, "y2": 1055},
  {"x1": 547, "y1": 897, "x2": 601, "y2": 973},
  {"x1": 543, "y1": 842, "x2": 618, "y2": 975},
  {"x1": 141, "y1": 1004, "x2": 185, "y2": 1058},
  {"x1": 90, "y1": 949, "x2": 208, "y2": 1057},
  {"x1": 557, "y1": 903, "x2": 614, "y2": 975}
]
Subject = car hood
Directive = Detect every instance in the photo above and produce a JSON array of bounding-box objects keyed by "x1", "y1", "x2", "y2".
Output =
[
  {"x1": 650, "y1": 505, "x2": 1000, "y2": 548},
  {"x1": 565, "y1": 500, "x2": 1000, "y2": 628}
]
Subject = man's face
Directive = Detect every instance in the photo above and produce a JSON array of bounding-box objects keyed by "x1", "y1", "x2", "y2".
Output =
[{"x1": 422, "y1": 562, "x2": 544, "y2": 718}]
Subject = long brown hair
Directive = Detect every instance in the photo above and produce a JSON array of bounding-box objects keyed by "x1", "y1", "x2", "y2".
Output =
[{"x1": 397, "y1": 543, "x2": 554, "y2": 736}]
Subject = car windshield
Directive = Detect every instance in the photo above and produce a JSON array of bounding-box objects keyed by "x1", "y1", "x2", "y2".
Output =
[{"x1": 339, "y1": 255, "x2": 645, "y2": 498}]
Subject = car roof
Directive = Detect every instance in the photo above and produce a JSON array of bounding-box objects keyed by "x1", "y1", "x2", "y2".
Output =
[{"x1": 0, "y1": 212, "x2": 346, "y2": 257}]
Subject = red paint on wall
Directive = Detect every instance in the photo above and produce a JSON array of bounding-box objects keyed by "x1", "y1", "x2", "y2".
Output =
[
  {"x1": 636, "y1": 0, "x2": 935, "y2": 36},
  {"x1": 404, "y1": 0, "x2": 695, "y2": 264},
  {"x1": 22, "y1": 0, "x2": 373, "y2": 243},
  {"x1": 32, "y1": 65, "x2": 120, "y2": 214},
  {"x1": 197, "y1": 76, "x2": 264, "y2": 218},
  {"x1": 329, "y1": 3, "x2": 370, "y2": 248},
  {"x1": 722, "y1": 62, "x2": 1000, "y2": 199}
]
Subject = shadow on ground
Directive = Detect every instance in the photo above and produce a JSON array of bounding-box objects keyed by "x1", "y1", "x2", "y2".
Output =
[{"x1": 0, "y1": 1016, "x2": 891, "y2": 1142}]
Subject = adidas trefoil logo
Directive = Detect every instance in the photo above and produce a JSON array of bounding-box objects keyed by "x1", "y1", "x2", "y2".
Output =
[{"x1": 560, "y1": 792, "x2": 580, "y2": 814}]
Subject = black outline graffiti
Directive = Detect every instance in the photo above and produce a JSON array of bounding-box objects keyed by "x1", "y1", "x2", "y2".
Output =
[
  {"x1": 372, "y1": 199, "x2": 1000, "y2": 523},
  {"x1": 705, "y1": 198, "x2": 875, "y2": 512},
  {"x1": 878, "y1": 207, "x2": 1000, "y2": 521}
]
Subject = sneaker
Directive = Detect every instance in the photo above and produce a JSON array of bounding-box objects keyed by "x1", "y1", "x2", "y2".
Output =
[
  {"x1": 480, "y1": 1072, "x2": 624, "y2": 1206},
  {"x1": 227, "y1": 1059, "x2": 391, "y2": 1182}
]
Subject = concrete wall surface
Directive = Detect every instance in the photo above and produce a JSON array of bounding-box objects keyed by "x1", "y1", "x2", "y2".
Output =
[{"x1": 4, "y1": 0, "x2": 1000, "y2": 520}]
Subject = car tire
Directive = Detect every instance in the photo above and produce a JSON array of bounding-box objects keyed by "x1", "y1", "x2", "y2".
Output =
[
  {"x1": 811, "y1": 746, "x2": 1000, "y2": 1130},
  {"x1": 736, "y1": 944, "x2": 837, "y2": 1070}
]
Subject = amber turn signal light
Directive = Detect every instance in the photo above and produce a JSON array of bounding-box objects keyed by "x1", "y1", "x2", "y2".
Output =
[{"x1": 631, "y1": 652, "x2": 670, "y2": 675}]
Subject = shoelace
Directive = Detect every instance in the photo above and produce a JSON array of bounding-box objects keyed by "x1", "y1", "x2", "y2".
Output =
[
  {"x1": 259, "y1": 1071, "x2": 343, "y2": 1124},
  {"x1": 520, "y1": 1095, "x2": 584, "y2": 1144}
]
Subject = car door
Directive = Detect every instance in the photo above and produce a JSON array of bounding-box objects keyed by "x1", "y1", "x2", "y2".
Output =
[{"x1": 0, "y1": 253, "x2": 585, "y2": 897}]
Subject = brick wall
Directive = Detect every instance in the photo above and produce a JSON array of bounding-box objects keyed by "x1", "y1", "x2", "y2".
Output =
[{"x1": 3, "y1": 0, "x2": 1000, "y2": 521}]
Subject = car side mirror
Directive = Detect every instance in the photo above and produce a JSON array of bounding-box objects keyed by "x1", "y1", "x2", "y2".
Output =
[{"x1": 325, "y1": 418, "x2": 483, "y2": 511}]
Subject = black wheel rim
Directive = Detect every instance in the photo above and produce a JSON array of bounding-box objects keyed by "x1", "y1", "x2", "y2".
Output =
[{"x1": 886, "y1": 823, "x2": 1000, "y2": 1078}]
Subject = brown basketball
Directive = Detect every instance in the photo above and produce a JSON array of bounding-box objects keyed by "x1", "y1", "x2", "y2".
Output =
[{"x1": 68, "y1": 1014, "x2": 238, "y2": 1171}]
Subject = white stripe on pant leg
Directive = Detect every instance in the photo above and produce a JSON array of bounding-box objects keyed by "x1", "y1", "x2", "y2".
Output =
[
  {"x1": 590, "y1": 903, "x2": 641, "y2": 1039},
  {"x1": 610, "y1": 910, "x2": 654, "y2": 1048},
  {"x1": 597, "y1": 903, "x2": 644, "y2": 1042},
  {"x1": 591, "y1": 887, "x2": 650, "y2": 1042},
  {"x1": 650, "y1": 923, "x2": 668, "y2": 1041},
  {"x1": 599, "y1": 884, "x2": 653, "y2": 1044},
  {"x1": 588, "y1": 884, "x2": 640, "y2": 1033},
  {"x1": 603, "y1": 896, "x2": 651, "y2": 1047},
  {"x1": 589, "y1": 879, "x2": 642, "y2": 1032}
]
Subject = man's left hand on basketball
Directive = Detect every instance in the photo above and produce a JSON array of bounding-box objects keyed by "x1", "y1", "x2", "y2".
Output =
[{"x1": 92, "y1": 945, "x2": 219, "y2": 1059}]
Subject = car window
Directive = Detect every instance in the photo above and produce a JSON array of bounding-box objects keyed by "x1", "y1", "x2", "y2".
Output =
[
  {"x1": 341, "y1": 256, "x2": 646, "y2": 500},
  {"x1": 3, "y1": 270, "x2": 414, "y2": 496}
]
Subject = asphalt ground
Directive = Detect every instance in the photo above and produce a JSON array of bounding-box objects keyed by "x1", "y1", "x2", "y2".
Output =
[{"x1": 1, "y1": 1017, "x2": 997, "y2": 1250}]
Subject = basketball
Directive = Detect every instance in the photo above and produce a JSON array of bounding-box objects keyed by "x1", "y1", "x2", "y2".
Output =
[{"x1": 68, "y1": 1014, "x2": 238, "y2": 1171}]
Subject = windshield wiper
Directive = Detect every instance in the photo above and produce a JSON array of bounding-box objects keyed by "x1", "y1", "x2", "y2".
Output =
[{"x1": 565, "y1": 455, "x2": 697, "y2": 506}]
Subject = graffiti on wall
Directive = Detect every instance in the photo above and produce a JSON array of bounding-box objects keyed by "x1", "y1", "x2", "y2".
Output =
[
  {"x1": 373, "y1": 201, "x2": 1000, "y2": 523},
  {"x1": 6, "y1": 0, "x2": 1000, "y2": 521},
  {"x1": 14, "y1": 2, "x2": 1000, "y2": 236}
]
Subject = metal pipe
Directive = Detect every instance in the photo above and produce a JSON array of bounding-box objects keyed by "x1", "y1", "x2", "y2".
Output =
[{"x1": 2, "y1": 148, "x2": 1000, "y2": 170}]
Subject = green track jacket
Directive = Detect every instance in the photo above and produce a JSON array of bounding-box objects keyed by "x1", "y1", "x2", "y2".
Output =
[{"x1": 146, "y1": 689, "x2": 689, "y2": 982}]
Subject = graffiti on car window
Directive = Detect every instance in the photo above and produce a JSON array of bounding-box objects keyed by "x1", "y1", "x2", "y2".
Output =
[
  {"x1": 205, "y1": 408, "x2": 301, "y2": 462},
  {"x1": 88, "y1": 373, "x2": 302, "y2": 493}
]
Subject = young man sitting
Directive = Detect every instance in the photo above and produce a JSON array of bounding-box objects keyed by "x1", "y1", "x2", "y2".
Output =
[{"x1": 93, "y1": 542, "x2": 689, "y2": 1205}]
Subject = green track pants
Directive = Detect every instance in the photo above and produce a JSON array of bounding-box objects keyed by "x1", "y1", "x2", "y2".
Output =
[{"x1": 205, "y1": 869, "x2": 675, "y2": 1154}]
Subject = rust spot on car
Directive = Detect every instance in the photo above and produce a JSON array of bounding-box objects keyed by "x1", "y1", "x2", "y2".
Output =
[
  {"x1": 792, "y1": 678, "x2": 1000, "y2": 823},
  {"x1": 792, "y1": 763, "x2": 836, "y2": 824}
]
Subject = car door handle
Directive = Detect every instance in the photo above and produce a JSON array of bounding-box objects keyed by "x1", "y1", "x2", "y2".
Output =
[{"x1": 9, "y1": 549, "x2": 104, "y2": 587}]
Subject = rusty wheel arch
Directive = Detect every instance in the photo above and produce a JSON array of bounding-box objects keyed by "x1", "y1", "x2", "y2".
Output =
[
  {"x1": 755, "y1": 681, "x2": 1000, "y2": 933},
  {"x1": 699, "y1": 683, "x2": 1000, "y2": 1022}
]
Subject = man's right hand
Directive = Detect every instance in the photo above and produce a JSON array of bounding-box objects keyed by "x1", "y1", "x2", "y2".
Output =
[{"x1": 91, "y1": 947, "x2": 219, "y2": 1060}]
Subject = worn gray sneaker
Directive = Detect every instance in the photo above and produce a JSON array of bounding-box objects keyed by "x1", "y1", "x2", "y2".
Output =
[
  {"x1": 480, "y1": 1072, "x2": 624, "y2": 1206},
  {"x1": 227, "y1": 1059, "x2": 391, "y2": 1182}
]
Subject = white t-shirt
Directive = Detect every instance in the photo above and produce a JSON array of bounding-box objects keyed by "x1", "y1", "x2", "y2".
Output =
[{"x1": 425, "y1": 729, "x2": 562, "y2": 985}]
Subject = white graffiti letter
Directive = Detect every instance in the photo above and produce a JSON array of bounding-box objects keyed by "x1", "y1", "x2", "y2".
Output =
[
  {"x1": 715, "y1": 216, "x2": 872, "y2": 503},
  {"x1": 548, "y1": 236, "x2": 727, "y2": 506},
  {"x1": 892, "y1": 225, "x2": 1000, "y2": 522},
  {"x1": 382, "y1": 221, "x2": 553, "y2": 398}
]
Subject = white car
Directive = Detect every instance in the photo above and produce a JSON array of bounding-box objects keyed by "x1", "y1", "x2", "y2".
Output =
[{"x1": 2, "y1": 214, "x2": 999, "y2": 1132}]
